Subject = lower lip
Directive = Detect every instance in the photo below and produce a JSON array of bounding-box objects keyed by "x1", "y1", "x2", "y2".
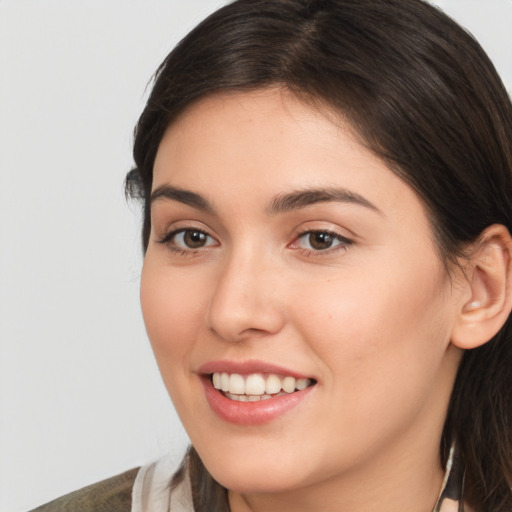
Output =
[{"x1": 202, "y1": 376, "x2": 315, "y2": 426}]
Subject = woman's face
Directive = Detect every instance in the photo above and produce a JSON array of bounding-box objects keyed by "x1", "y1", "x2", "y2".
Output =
[{"x1": 141, "y1": 89, "x2": 464, "y2": 499}]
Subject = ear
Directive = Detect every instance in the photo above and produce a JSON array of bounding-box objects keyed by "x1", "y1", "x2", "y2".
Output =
[{"x1": 451, "y1": 224, "x2": 512, "y2": 350}]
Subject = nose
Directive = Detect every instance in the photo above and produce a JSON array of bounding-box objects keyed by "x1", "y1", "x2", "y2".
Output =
[{"x1": 207, "y1": 248, "x2": 286, "y2": 343}]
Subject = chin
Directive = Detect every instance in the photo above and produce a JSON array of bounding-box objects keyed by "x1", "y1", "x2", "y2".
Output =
[
  {"x1": 194, "y1": 442, "x2": 319, "y2": 495},
  {"x1": 208, "y1": 465, "x2": 306, "y2": 495}
]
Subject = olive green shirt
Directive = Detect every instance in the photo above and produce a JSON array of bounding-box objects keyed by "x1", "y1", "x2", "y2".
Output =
[{"x1": 30, "y1": 467, "x2": 139, "y2": 512}]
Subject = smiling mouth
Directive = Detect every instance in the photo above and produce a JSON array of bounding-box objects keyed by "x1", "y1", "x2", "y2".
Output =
[{"x1": 210, "y1": 372, "x2": 316, "y2": 402}]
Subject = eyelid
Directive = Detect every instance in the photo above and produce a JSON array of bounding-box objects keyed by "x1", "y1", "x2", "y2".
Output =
[
  {"x1": 156, "y1": 225, "x2": 219, "y2": 252},
  {"x1": 289, "y1": 228, "x2": 354, "y2": 255}
]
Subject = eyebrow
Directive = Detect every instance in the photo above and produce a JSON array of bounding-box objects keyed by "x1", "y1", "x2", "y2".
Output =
[
  {"x1": 267, "y1": 187, "x2": 382, "y2": 215},
  {"x1": 150, "y1": 185, "x2": 214, "y2": 213},
  {"x1": 150, "y1": 184, "x2": 381, "y2": 216}
]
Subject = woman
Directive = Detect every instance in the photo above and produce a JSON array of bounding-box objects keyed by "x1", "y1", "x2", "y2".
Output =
[{"x1": 33, "y1": 0, "x2": 512, "y2": 511}]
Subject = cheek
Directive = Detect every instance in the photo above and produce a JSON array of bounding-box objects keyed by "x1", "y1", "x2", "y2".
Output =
[
  {"x1": 293, "y1": 255, "x2": 452, "y2": 417},
  {"x1": 140, "y1": 261, "x2": 207, "y2": 368}
]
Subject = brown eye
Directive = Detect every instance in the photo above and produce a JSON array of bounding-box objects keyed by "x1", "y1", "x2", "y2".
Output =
[
  {"x1": 160, "y1": 228, "x2": 217, "y2": 250},
  {"x1": 295, "y1": 230, "x2": 352, "y2": 252},
  {"x1": 183, "y1": 230, "x2": 208, "y2": 248},
  {"x1": 308, "y1": 232, "x2": 335, "y2": 250}
]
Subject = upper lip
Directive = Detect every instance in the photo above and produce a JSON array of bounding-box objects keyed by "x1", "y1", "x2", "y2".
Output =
[{"x1": 198, "y1": 359, "x2": 314, "y2": 380}]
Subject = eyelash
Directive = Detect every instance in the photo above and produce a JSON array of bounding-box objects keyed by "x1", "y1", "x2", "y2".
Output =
[
  {"x1": 157, "y1": 227, "x2": 353, "y2": 257},
  {"x1": 292, "y1": 229, "x2": 354, "y2": 256},
  {"x1": 157, "y1": 228, "x2": 218, "y2": 256}
]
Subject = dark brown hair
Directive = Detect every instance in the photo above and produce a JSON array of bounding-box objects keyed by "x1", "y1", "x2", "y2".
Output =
[{"x1": 126, "y1": 1, "x2": 512, "y2": 510}]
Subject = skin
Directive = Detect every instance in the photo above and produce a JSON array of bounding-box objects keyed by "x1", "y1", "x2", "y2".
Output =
[{"x1": 141, "y1": 89, "x2": 468, "y2": 512}]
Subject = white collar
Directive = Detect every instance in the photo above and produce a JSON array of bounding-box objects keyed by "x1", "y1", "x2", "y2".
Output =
[{"x1": 131, "y1": 452, "x2": 193, "y2": 512}]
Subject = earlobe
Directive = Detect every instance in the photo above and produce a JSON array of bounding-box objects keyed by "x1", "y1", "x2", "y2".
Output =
[{"x1": 451, "y1": 225, "x2": 512, "y2": 350}]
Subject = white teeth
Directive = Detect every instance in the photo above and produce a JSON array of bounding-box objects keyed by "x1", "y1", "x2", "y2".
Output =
[
  {"x1": 245, "y1": 374, "x2": 266, "y2": 395},
  {"x1": 225, "y1": 392, "x2": 275, "y2": 402},
  {"x1": 282, "y1": 376, "x2": 296, "y2": 393},
  {"x1": 220, "y1": 372, "x2": 230, "y2": 392},
  {"x1": 212, "y1": 372, "x2": 313, "y2": 398},
  {"x1": 296, "y1": 378, "x2": 309, "y2": 391},
  {"x1": 229, "y1": 374, "x2": 245, "y2": 394},
  {"x1": 265, "y1": 374, "x2": 281, "y2": 394}
]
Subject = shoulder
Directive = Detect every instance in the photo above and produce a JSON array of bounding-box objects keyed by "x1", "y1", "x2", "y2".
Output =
[{"x1": 29, "y1": 467, "x2": 140, "y2": 512}]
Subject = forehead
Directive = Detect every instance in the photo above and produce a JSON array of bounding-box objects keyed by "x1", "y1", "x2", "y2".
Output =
[
  {"x1": 155, "y1": 89, "x2": 367, "y2": 186},
  {"x1": 154, "y1": 89, "x2": 429, "y2": 225},
  {"x1": 156, "y1": 88, "x2": 349, "y2": 163}
]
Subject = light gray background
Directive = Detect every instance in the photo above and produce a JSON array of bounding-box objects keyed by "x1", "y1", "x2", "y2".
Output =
[{"x1": 0, "y1": 1, "x2": 511, "y2": 511}]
